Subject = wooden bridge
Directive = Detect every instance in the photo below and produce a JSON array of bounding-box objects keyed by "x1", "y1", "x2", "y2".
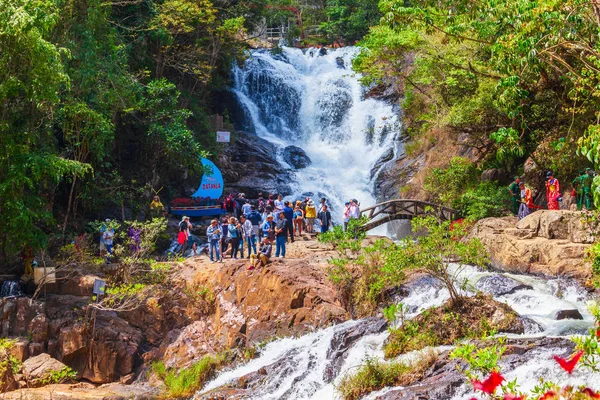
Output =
[{"x1": 359, "y1": 199, "x2": 458, "y2": 231}]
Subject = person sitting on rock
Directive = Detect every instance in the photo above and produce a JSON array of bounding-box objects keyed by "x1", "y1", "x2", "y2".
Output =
[{"x1": 248, "y1": 237, "x2": 272, "y2": 270}]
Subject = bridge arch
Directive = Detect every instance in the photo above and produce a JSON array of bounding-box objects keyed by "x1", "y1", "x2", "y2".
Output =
[{"x1": 359, "y1": 199, "x2": 458, "y2": 231}]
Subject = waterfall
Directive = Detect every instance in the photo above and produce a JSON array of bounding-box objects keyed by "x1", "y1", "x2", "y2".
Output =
[
  {"x1": 232, "y1": 47, "x2": 401, "y2": 220},
  {"x1": 197, "y1": 267, "x2": 599, "y2": 399},
  {"x1": 0, "y1": 280, "x2": 24, "y2": 298}
]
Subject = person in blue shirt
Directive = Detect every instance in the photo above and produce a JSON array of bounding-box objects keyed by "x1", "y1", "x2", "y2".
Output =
[
  {"x1": 275, "y1": 211, "x2": 288, "y2": 258},
  {"x1": 228, "y1": 217, "x2": 242, "y2": 259},
  {"x1": 262, "y1": 214, "x2": 275, "y2": 241},
  {"x1": 206, "y1": 219, "x2": 222, "y2": 262},
  {"x1": 283, "y1": 201, "x2": 294, "y2": 243},
  {"x1": 247, "y1": 205, "x2": 262, "y2": 238}
]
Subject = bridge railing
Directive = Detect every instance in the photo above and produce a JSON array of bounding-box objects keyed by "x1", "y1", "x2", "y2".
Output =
[{"x1": 359, "y1": 199, "x2": 458, "y2": 231}]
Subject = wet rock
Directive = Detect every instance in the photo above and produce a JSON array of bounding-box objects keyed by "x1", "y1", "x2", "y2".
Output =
[
  {"x1": 520, "y1": 316, "x2": 544, "y2": 334},
  {"x1": 554, "y1": 309, "x2": 584, "y2": 320},
  {"x1": 335, "y1": 56, "x2": 345, "y2": 69},
  {"x1": 475, "y1": 274, "x2": 533, "y2": 296},
  {"x1": 323, "y1": 318, "x2": 388, "y2": 382},
  {"x1": 22, "y1": 353, "x2": 69, "y2": 387},
  {"x1": 282, "y1": 145, "x2": 312, "y2": 169},
  {"x1": 319, "y1": 47, "x2": 328, "y2": 56},
  {"x1": 219, "y1": 132, "x2": 293, "y2": 197}
]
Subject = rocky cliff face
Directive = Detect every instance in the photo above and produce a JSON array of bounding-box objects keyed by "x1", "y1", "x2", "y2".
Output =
[
  {"x1": 217, "y1": 132, "x2": 293, "y2": 197},
  {"x1": 469, "y1": 210, "x2": 596, "y2": 281},
  {"x1": 1, "y1": 237, "x2": 349, "y2": 398}
]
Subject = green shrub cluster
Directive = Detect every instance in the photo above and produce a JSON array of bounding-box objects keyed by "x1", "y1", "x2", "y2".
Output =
[
  {"x1": 152, "y1": 354, "x2": 227, "y2": 399},
  {"x1": 336, "y1": 351, "x2": 438, "y2": 400}
]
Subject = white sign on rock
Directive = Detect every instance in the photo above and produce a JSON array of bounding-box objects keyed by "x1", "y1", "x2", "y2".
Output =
[{"x1": 216, "y1": 131, "x2": 231, "y2": 143}]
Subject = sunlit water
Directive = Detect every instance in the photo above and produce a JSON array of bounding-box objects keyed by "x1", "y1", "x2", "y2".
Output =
[
  {"x1": 232, "y1": 47, "x2": 401, "y2": 223},
  {"x1": 197, "y1": 266, "x2": 598, "y2": 399}
]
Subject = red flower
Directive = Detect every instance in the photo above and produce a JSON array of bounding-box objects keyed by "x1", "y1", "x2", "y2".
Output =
[
  {"x1": 553, "y1": 351, "x2": 584, "y2": 374},
  {"x1": 539, "y1": 391, "x2": 557, "y2": 400},
  {"x1": 582, "y1": 388, "x2": 600, "y2": 399},
  {"x1": 595, "y1": 328, "x2": 600, "y2": 339},
  {"x1": 504, "y1": 395, "x2": 525, "y2": 400},
  {"x1": 472, "y1": 371, "x2": 505, "y2": 394}
]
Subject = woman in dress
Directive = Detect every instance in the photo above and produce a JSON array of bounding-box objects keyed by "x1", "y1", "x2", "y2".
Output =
[{"x1": 545, "y1": 172, "x2": 561, "y2": 210}]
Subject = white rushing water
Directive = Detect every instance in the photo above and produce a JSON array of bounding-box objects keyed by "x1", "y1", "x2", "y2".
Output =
[
  {"x1": 197, "y1": 267, "x2": 598, "y2": 399},
  {"x1": 232, "y1": 47, "x2": 401, "y2": 221}
]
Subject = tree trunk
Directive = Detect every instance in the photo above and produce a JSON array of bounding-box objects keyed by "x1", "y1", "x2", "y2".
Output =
[{"x1": 62, "y1": 173, "x2": 78, "y2": 241}]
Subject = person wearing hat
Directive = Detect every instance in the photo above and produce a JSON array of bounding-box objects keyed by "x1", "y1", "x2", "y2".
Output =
[
  {"x1": 305, "y1": 199, "x2": 317, "y2": 233},
  {"x1": 545, "y1": 172, "x2": 561, "y2": 210},
  {"x1": 508, "y1": 177, "x2": 521, "y2": 216},
  {"x1": 206, "y1": 219, "x2": 222, "y2": 262},
  {"x1": 262, "y1": 214, "x2": 276, "y2": 241},
  {"x1": 581, "y1": 168, "x2": 595, "y2": 210}
]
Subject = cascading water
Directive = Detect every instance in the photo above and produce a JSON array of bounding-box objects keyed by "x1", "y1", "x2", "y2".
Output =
[
  {"x1": 232, "y1": 47, "x2": 401, "y2": 220},
  {"x1": 197, "y1": 267, "x2": 599, "y2": 399},
  {"x1": 0, "y1": 280, "x2": 24, "y2": 298}
]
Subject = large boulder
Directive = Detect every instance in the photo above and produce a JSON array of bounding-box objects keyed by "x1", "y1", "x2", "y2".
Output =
[
  {"x1": 282, "y1": 145, "x2": 311, "y2": 169},
  {"x1": 22, "y1": 353, "x2": 69, "y2": 387},
  {"x1": 470, "y1": 212, "x2": 593, "y2": 280}
]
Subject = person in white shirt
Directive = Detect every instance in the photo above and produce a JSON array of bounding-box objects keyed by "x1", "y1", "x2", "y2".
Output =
[
  {"x1": 343, "y1": 201, "x2": 351, "y2": 231},
  {"x1": 240, "y1": 215, "x2": 256, "y2": 257},
  {"x1": 350, "y1": 199, "x2": 360, "y2": 220},
  {"x1": 274, "y1": 194, "x2": 284, "y2": 222}
]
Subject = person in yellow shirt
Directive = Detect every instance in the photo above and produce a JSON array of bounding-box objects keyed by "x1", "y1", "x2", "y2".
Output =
[
  {"x1": 305, "y1": 199, "x2": 317, "y2": 233},
  {"x1": 149, "y1": 195, "x2": 166, "y2": 218}
]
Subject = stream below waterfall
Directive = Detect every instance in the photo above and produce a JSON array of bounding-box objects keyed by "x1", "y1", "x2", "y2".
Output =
[{"x1": 196, "y1": 266, "x2": 599, "y2": 399}]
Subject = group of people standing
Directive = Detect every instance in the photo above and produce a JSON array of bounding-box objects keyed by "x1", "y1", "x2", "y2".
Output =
[
  {"x1": 509, "y1": 169, "x2": 596, "y2": 220},
  {"x1": 176, "y1": 193, "x2": 354, "y2": 270}
]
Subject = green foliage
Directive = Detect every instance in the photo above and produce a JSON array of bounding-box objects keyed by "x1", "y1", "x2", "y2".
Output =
[
  {"x1": 453, "y1": 182, "x2": 511, "y2": 221},
  {"x1": 336, "y1": 351, "x2": 438, "y2": 400},
  {"x1": 320, "y1": 0, "x2": 381, "y2": 43},
  {"x1": 397, "y1": 215, "x2": 488, "y2": 303},
  {"x1": 153, "y1": 354, "x2": 226, "y2": 399},
  {"x1": 318, "y1": 216, "x2": 368, "y2": 251},
  {"x1": 38, "y1": 366, "x2": 78, "y2": 385},
  {"x1": 450, "y1": 338, "x2": 506, "y2": 379},
  {"x1": 385, "y1": 294, "x2": 513, "y2": 358},
  {"x1": 424, "y1": 157, "x2": 478, "y2": 206},
  {"x1": 573, "y1": 300, "x2": 600, "y2": 372},
  {"x1": 490, "y1": 127, "x2": 525, "y2": 163}
]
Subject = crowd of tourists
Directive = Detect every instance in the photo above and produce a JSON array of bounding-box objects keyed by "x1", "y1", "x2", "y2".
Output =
[
  {"x1": 508, "y1": 169, "x2": 596, "y2": 220},
  {"x1": 177, "y1": 193, "x2": 361, "y2": 270}
]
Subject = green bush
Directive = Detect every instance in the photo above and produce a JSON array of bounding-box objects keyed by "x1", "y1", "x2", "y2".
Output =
[
  {"x1": 424, "y1": 157, "x2": 479, "y2": 206},
  {"x1": 152, "y1": 354, "x2": 226, "y2": 399},
  {"x1": 453, "y1": 181, "x2": 511, "y2": 221},
  {"x1": 336, "y1": 351, "x2": 438, "y2": 400}
]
